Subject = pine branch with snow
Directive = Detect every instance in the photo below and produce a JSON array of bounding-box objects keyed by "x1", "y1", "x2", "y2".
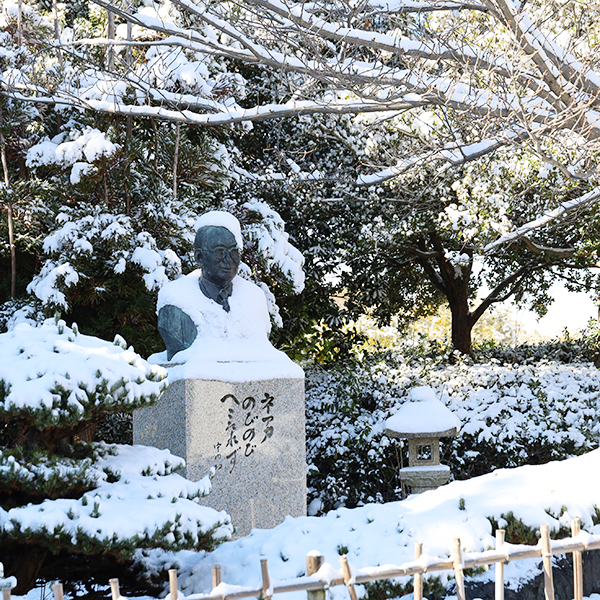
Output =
[{"x1": 0, "y1": 317, "x2": 231, "y2": 593}]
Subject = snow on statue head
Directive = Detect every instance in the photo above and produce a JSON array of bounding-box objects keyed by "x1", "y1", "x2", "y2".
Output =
[
  {"x1": 153, "y1": 210, "x2": 301, "y2": 381},
  {"x1": 194, "y1": 211, "x2": 243, "y2": 250},
  {"x1": 191, "y1": 212, "x2": 244, "y2": 303}
]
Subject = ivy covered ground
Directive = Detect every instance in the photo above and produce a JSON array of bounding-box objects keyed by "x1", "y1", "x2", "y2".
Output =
[{"x1": 305, "y1": 338, "x2": 600, "y2": 514}]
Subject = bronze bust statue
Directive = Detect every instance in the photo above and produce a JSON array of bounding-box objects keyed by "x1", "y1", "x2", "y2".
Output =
[{"x1": 157, "y1": 223, "x2": 243, "y2": 360}]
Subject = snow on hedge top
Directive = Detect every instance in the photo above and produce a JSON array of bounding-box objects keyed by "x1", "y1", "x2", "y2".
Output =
[
  {"x1": 195, "y1": 211, "x2": 243, "y2": 249},
  {"x1": 138, "y1": 448, "x2": 600, "y2": 600},
  {"x1": 0, "y1": 319, "x2": 167, "y2": 424},
  {"x1": 0, "y1": 444, "x2": 232, "y2": 552},
  {"x1": 384, "y1": 385, "x2": 461, "y2": 437}
]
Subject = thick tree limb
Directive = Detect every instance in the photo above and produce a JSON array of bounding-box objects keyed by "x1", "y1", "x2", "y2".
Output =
[{"x1": 520, "y1": 237, "x2": 576, "y2": 258}]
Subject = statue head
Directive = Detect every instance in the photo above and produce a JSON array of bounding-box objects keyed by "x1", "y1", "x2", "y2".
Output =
[{"x1": 194, "y1": 226, "x2": 241, "y2": 289}]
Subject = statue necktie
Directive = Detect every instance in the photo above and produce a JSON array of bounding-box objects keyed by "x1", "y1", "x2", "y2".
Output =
[{"x1": 217, "y1": 288, "x2": 231, "y2": 312}]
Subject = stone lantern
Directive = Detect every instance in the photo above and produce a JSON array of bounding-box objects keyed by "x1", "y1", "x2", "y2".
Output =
[{"x1": 384, "y1": 386, "x2": 460, "y2": 494}]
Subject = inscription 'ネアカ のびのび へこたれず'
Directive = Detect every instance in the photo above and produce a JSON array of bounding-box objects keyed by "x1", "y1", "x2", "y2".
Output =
[{"x1": 214, "y1": 392, "x2": 276, "y2": 473}]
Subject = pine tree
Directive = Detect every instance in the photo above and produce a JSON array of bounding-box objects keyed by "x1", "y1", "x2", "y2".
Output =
[{"x1": 0, "y1": 316, "x2": 232, "y2": 593}]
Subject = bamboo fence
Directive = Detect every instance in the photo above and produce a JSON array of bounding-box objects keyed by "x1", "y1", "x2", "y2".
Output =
[{"x1": 4, "y1": 519, "x2": 600, "y2": 600}]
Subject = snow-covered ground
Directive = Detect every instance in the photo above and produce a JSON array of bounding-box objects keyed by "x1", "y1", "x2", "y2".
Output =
[
  {"x1": 11, "y1": 449, "x2": 600, "y2": 600},
  {"x1": 132, "y1": 449, "x2": 600, "y2": 600}
]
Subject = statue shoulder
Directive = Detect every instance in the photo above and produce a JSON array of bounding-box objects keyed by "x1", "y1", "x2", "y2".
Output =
[
  {"x1": 232, "y1": 275, "x2": 265, "y2": 298},
  {"x1": 157, "y1": 304, "x2": 198, "y2": 361},
  {"x1": 230, "y1": 275, "x2": 271, "y2": 332},
  {"x1": 157, "y1": 270, "x2": 202, "y2": 311}
]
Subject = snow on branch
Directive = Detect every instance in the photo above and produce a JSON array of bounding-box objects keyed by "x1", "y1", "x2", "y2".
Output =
[
  {"x1": 3, "y1": 0, "x2": 599, "y2": 244},
  {"x1": 484, "y1": 186, "x2": 600, "y2": 253},
  {"x1": 357, "y1": 138, "x2": 507, "y2": 185},
  {"x1": 1, "y1": 85, "x2": 433, "y2": 126}
]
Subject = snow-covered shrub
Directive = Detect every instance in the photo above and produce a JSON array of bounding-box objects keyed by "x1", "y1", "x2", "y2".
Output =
[
  {"x1": 306, "y1": 359, "x2": 406, "y2": 513},
  {"x1": 0, "y1": 318, "x2": 231, "y2": 593},
  {"x1": 306, "y1": 344, "x2": 600, "y2": 514}
]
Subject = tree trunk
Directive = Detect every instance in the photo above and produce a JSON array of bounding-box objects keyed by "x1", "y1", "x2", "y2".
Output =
[
  {"x1": 6, "y1": 201, "x2": 16, "y2": 298},
  {"x1": 401, "y1": 234, "x2": 560, "y2": 356},
  {"x1": 173, "y1": 122, "x2": 180, "y2": 200},
  {"x1": 0, "y1": 109, "x2": 16, "y2": 298},
  {"x1": 107, "y1": 8, "x2": 115, "y2": 71},
  {"x1": 17, "y1": 0, "x2": 22, "y2": 45},
  {"x1": 53, "y1": 0, "x2": 63, "y2": 67},
  {"x1": 415, "y1": 232, "x2": 476, "y2": 356},
  {"x1": 449, "y1": 299, "x2": 474, "y2": 356}
]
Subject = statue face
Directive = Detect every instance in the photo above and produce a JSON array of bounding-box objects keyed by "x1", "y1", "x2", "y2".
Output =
[{"x1": 195, "y1": 226, "x2": 240, "y2": 288}]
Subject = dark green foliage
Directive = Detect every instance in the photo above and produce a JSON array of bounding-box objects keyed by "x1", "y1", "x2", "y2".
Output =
[
  {"x1": 306, "y1": 358, "x2": 408, "y2": 512},
  {"x1": 95, "y1": 412, "x2": 133, "y2": 445},
  {"x1": 0, "y1": 446, "x2": 96, "y2": 506},
  {"x1": 362, "y1": 576, "x2": 446, "y2": 600},
  {"x1": 63, "y1": 273, "x2": 163, "y2": 359},
  {"x1": 487, "y1": 512, "x2": 541, "y2": 546},
  {"x1": 4, "y1": 546, "x2": 162, "y2": 599},
  {"x1": 0, "y1": 362, "x2": 164, "y2": 439},
  {"x1": 362, "y1": 578, "x2": 412, "y2": 600},
  {"x1": 487, "y1": 511, "x2": 573, "y2": 546},
  {"x1": 0, "y1": 509, "x2": 223, "y2": 561},
  {"x1": 306, "y1": 338, "x2": 600, "y2": 514}
]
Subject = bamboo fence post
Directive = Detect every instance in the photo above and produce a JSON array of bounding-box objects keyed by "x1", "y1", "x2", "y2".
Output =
[
  {"x1": 495, "y1": 530, "x2": 505, "y2": 600},
  {"x1": 109, "y1": 578, "x2": 120, "y2": 600},
  {"x1": 261, "y1": 558, "x2": 272, "y2": 600},
  {"x1": 540, "y1": 524, "x2": 555, "y2": 600},
  {"x1": 52, "y1": 583, "x2": 64, "y2": 600},
  {"x1": 340, "y1": 555, "x2": 358, "y2": 600},
  {"x1": 212, "y1": 565, "x2": 222, "y2": 590},
  {"x1": 413, "y1": 542, "x2": 423, "y2": 600},
  {"x1": 2, "y1": 588, "x2": 9, "y2": 600},
  {"x1": 169, "y1": 569, "x2": 178, "y2": 600},
  {"x1": 571, "y1": 519, "x2": 583, "y2": 600},
  {"x1": 306, "y1": 552, "x2": 326, "y2": 600},
  {"x1": 453, "y1": 538, "x2": 466, "y2": 600}
]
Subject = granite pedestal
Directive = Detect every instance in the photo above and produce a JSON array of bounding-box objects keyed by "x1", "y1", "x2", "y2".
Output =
[
  {"x1": 133, "y1": 376, "x2": 306, "y2": 537},
  {"x1": 399, "y1": 465, "x2": 451, "y2": 493}
]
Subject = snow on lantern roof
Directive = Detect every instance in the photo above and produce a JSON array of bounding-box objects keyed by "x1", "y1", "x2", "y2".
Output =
[{"x1": 384, "y1": 386, "x2": 461, "y2": 439}]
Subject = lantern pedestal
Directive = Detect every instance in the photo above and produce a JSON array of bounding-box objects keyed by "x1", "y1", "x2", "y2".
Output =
[{"x1": 399, "y1": 465, "x2": 450, "y2": 493}]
